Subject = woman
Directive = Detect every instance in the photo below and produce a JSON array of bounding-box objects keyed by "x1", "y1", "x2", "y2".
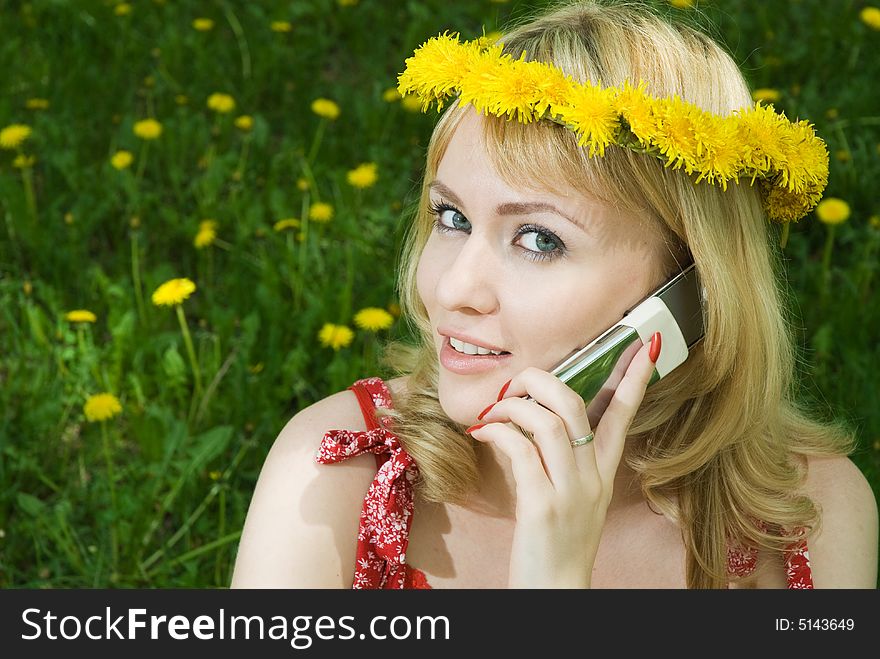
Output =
[{"x1": 232, "y1": 0, "x2": 877, "y2": 589}]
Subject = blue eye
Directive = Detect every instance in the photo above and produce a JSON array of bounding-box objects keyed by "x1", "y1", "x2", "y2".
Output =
[{"x1": 428, "y1": 201, "x2": 566, "y2": 263}]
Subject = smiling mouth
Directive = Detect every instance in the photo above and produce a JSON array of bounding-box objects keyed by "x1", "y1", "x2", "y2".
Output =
[{"x1": 447, "y1": 336, "x2": 511, "y2": 356}]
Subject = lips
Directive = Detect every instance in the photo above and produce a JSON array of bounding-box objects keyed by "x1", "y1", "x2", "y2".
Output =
[{"x1": 439, "y1": 337, "x2": 513, "y2": 374}]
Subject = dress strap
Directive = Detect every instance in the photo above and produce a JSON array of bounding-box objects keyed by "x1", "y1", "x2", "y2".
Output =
[{"x1": 315, "y1": 377, "x2": 420, "y2": 588}]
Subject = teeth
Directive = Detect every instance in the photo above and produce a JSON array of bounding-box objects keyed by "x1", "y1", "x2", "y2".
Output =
[{"x1": 449, "y1": 337, "x2": 505, "y2": 356}]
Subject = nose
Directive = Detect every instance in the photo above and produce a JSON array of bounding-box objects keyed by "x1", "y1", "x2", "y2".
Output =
[{"x1": 433, "y1": 232, "x2": 500, "y2": 314}]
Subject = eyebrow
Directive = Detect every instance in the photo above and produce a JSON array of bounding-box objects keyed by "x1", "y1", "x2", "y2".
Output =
[{"x1": 429, "y1": 181, "x2": 586, "y2": 232}]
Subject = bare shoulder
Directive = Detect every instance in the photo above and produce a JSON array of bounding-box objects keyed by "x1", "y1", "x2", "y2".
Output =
[
  {"x1": 230, "y1": 384, "x2": 385, "y2": 588},
  {"x1": 801, "y1": 455, "x2": 879, "y2": 588}
]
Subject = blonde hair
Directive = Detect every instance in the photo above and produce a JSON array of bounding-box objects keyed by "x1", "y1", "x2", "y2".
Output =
[{"x1": 375, "y1": 0, "x2": 854, "y2": 588}]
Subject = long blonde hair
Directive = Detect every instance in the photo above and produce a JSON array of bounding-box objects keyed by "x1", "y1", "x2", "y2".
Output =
[{"x1": 375, "y1": 0, "x2": 854, "y2": 588}]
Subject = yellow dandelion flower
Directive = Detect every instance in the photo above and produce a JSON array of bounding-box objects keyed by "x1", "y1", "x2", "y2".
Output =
[
  {"x1": 318, "y1": 323, "x2": 355, "y2": 350},
  {"x1": 296, "y1": 177, "x2": 309, "y2": 191},
  {"x1": 192, "y1": 18, "x2": 214, "y2": 31},
  {"x1": 398, "y1": 33, "x2": 483, "y2": 109},
  {"x1": 207, "y1": 93, "x2": 236, "y2": 114},
  {"x1": 273, "y1": 218, "x2": 301, "y2": 232},
  {"x1": 26, "y1": 98, "x2": 49, "y2": 110},
  {"x1": 234, "y1": 115, "x2": 253, "y2": 131},
  {"x1": 114, "y1": 3, "x2": 132, "y2": 16},
  {"x1": 616, "y1": 82, "x2": 658, "y2": 147},
  {"x1": 668, "y1": 0, "x2": 694, "y2": 7},
  {"x1": 869, "y1": 215, "x2": 880, "y2": 229},
  {"x1": 13, "y1": 154, "x2": 36, "y2": 168},
  {"x1": 554, "y1": 83, "x2": 619, "y2": 157},
  {"x1": 84, "y1": 393, "x2": 122, "y2": 422},
  {"x1": 752, "y1": 88, "x2": 781, "y2": 104},
  {"x1": 270, "y1": 21, "x2": 292, "y2": 32},
  {"x1": 0, "y1": 124, "x2": 31, "y2": 150},
  {"x1": 133, "y1": 118, "x2": 162, "y2": 140},
  {"x1": 111, "y1": 150, "x2": 134, "y2": 170},
  {"x1": 353, "y1": 307, "x2": 394, "y2": 332},
  {"x1": 860, "y1": 7, "x2": 880, "y2": 30},
  {"x1": 382, "y1": 87, "x2": 402, "y2": 103},
  {"x1": 309, "y1": 202, "x2": 334, "y2": 222},
  {"x1": 175, "y1": 94, "x2": 189, "y2": 106},
  {"x1": 346, "y1": 162, "x2": 378, "y2": 189},
  {"x1": 151, "y1": 278, "x2": 196, "y2": 306},
  {"x1": 401, "y1": 95, "x2": 423, "y2": 113},
  {"x1": 208, "y1": 470, "x2": 222, "y2": 481},
  {"x1": 23, "y1": 280, "x2": 33, "y2": 296},
  {"x1": 194, "y1": 220, "x2": 218, "y2": 249},
  {"x1": 311, "y1": 98, "x2": 340, "y2": 120},
  {"x1": 815, "y1": 198, "x2": 850, "y2": 225},
  {"x1": 65, "y1": 309, "x2": 97, "y2": 323}
]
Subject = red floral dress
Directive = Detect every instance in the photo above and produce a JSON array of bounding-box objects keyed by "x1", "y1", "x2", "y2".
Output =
[{"x1": 316, "y1": 377, "x2": 813, "y2": 589}]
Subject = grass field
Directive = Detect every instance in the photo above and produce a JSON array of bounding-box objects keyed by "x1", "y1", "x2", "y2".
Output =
[{"x1": 1, "y1": 0, "x2": 878, "y2": 588}]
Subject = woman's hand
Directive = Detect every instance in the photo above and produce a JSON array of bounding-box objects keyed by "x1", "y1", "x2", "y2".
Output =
[{"x1": 467, "y1": 332, "x2": 661, "y2": 588}]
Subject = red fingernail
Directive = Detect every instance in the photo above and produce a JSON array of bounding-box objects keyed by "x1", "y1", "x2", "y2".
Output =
[
  {"x1": 497, "y1": 379, "x2": 512, "y2": 402},
  {"x1": 477, "y1": 402, "x2": 496, "y2": 420},
  {"x1": 466, "y1": 423, "x2": 487, "y2": 434},
  {"x1": 649, "y1": 331, "x2": 662, "y2": 364}
]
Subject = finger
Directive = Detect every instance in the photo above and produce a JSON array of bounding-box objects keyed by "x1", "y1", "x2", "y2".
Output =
[
  {"x1": 468, "y1": 423, "x2": 553, "y2": 498},
  {"x1": 496, "y1": 366, "x2": 593, "y2": 443},
  {"x1": 481, "y1": 396, "x2": 596, "y2": 489},
  {"x1": 595, "y1": 332, "x2": 659, "y2": 483}
]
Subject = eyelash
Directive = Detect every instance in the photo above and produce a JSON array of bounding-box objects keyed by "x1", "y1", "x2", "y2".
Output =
[{"x1": 428, "y1": 201, "x2": 567, "y2": 263}]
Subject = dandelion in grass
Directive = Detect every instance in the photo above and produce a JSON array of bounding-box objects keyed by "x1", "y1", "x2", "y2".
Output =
[
  {"x1": 861, "y1": 7, "x2": 880, "y2": 30},
  {"x1": 354, "y1": 307, "x2": 394, "y2": 332},
  {"x1": 383, "y1": 87, "x2": 402, "y2": 103},
  {"x1": 133, "y1": 118, "x2": 162, "y2": 140},
  {"x1": 111, "y1": 150, "x2": 133, "y2": 170},
  {"x1": 271, "y1": 21, "x2": 292, "y2": 32},
  {"x1": 815, "y1": 198, "x2": 851, "y2": 298},
  {"x1": 65, "y1": 310, "x2": 97, "y2": 324},
  {"x1": 175, "y1": 94, "x2": 189, "y2": 106},
  {"x1": 273, "y1": 218, "x2": 301, "y2": 232},
  {"x1": 26, "y1": 98, "x2": 49, "y2": 110},
  {"x1": 816, "y1": 198, "x2": 850, "y2": 225},
  {"x1": 13, "y1": 154, "x2": 36, "y2": 168},
  {"x1": 114, "y1": 3, "x2": 132, "y2": 16},
  {"x1": 84, "y1": 393, "x2": 122, "y2": 423},
  {"x1": 84, "y1": 392, "x2": 122, "y2": 569},
  {"x1": 194, "y1": 220, "x2": 218, "y2": 249},
  {"x1": 207, "y1": 93, "x2": 236, "y2": 114},
  {"x1": 668, "y1": 0, "x2": 694, "y2": 8},
  {"x1": 308, "y1": 98, "x2": 339, "y2": 161},
  {"x1": 346, "y1": 162, "x2": 378, "y2": 189},
  {"x1": 401, "y1": 94, "x2": 423, "y2": 113},
  {"x1": 234, "y1": 115, "x2": 253, "y2": 131},
  {"x1": 152, "y1": 278, "x2": 203, "y2": 412},
  {"x1": 296, "y1": 177, "x2": 309, "y2": 191},
  {"x1": 752, "y1": 88, "x2": 781, "y2": 104},
  {"x1": 0, "y1": 124, "x2": 31, "y2": 150},
  {"x1": 311, "y1": 98, "x2": 340, "y2": 120},
  {"x1": 309, "y1": 202, "x2": 334, "y2": 223},
  {"x1": 192, "y1": 18, "x2": 214, "y2": 31},
  {"x1": 318, "y1": 323, "x2": 355, "y2": 350}
]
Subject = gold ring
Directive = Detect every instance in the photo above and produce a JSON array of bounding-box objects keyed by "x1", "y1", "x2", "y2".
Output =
[{"x1": 569, "y1": 432, "x2": 595, "y2": 447}]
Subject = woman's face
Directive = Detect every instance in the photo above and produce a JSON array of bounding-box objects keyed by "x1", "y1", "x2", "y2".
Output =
[{"x1": 416, "y1": 110, "x2": 667, "y2": 425}]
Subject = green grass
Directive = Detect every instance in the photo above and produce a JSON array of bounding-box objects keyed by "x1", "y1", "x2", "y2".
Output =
[{"x1": 0, "y1": 0, "x2": 877, "y2": 588}]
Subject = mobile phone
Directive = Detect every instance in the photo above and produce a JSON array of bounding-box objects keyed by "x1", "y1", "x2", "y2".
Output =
[{"x1": 524, "y1": 263, "x2": 705, "y2": 428}]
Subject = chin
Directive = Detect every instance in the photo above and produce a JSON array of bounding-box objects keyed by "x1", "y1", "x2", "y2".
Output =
[{"x1": 436, "y1": 375, "x2": 492, "y2": 425}]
